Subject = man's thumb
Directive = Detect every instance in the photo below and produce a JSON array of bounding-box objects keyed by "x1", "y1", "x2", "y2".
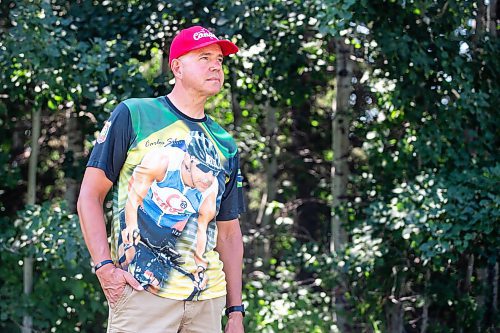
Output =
[{"x1": 123, "y1": 271, "x2": 144, "y2": 291}]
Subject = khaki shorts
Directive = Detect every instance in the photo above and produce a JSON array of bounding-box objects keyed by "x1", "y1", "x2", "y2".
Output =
[{"x1": 107, "y1": 285, "x2": 226, "y2": 333}]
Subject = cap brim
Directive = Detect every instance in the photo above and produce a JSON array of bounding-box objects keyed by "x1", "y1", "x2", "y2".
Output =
[
  {"x1": 217, "y1": 40, "x2": 239, "y2": 56},
  {"x1": 187, "y1": 39, "x2": 239, "y2": 57}
]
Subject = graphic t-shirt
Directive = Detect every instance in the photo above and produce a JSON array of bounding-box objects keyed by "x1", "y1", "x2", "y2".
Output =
[{"x1": 87, "y1": 96, "x2": 245, "y2": 301}]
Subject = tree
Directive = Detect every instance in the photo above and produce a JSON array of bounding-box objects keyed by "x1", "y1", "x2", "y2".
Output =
[{"x1": 325, "y1": 0, "x2": 500, "y2": 331}]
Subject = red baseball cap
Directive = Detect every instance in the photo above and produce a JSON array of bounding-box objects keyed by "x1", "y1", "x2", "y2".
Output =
[{"x1": 169, "y1": 26, "x2": 239, "y2": 66}]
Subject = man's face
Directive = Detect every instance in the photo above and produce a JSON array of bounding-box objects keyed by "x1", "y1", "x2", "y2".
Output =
[
  {"x1": 176, "y1": 44, "x2": 224, "y2": 97},
  {"x1": 189, "y1": 158, "x2": 217, "y2": 192}
]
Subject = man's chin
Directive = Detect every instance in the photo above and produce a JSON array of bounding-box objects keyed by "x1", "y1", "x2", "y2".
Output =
[
  {"x1": 206, "y1": 88, "x2": 222, "y2": 96},
  {"x1": 203, "y1": 83, "x2": 223, "y2": 96}
]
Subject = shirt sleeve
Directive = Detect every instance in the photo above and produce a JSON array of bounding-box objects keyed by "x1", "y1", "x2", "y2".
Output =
[
  {"x1": 216, "y1": 153, "x2": 246, "y2": 221},
  {"x1": 86, "y1": 103, "x2": 133, "y2": 184}
]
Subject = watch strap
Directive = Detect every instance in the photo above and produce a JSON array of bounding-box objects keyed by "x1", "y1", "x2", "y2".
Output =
[{"x1": 225, "y1": 305, "x2": 245, "y2": 317}]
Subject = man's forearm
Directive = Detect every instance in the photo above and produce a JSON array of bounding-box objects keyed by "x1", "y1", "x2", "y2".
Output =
[
  {"x1": 77, "y1": 193, "x2": 112, "y2": 264},
  {"x1": 217, "y1": 226, "x2": 244, "y2": 306}
]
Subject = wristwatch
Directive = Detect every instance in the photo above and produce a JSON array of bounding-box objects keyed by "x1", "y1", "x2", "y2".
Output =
[{"x1": 225, "y1": 305, "x2": 245, "y2": 317}]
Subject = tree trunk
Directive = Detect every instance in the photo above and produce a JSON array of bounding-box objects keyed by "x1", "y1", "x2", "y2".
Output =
[
  {"x1": 386, "y1": 299, "x2": 404, "y2": 333},
  {"x1": 472, "y1": 0, "x2": 487, "y2": 46},
  {"x1": 485, "y1": 7, "x2": 498, "y2": 329},
  {"x1": 487, "y1": 0, "x2": 498, "y2": 36},
  {"x1": 255, "y1": 103, "x2": 278, "y2": 265},
  {"x1": 263, "y1": 104, "x2": 278, "y2": 226},
  {"x1": 457, "y1": 254, "x2": 474, "y2": 333},
  {"x1": 492, "y1": 261, "x2": 499, "y2": 326},
  {"x1": 290, "y1": 97, "x2": 328, "y2": 245},
  {"x1": 27, "y1": 108, "x2": 41, "y2": 206},
  {"x1": 161, "y1": 38, "x2": 170, "y2": 77},
  {"x1": 230, "y1": 71, "x2": 243, "y2": 129},
  {"x1": 23, "y1": 107, "x2": 41, "y2": 333},
  {"x1": 331, "y1": 38, "x2": 354, "y2": 332},
  {"x1": 386, "y1": 268, "x2": 405, "y2": 333},
  {"x1": 483, "y1": 261, "x2": 499, "y2": 330},
  {"x1": 0, "y1": 1, "x2": 12, "y2": 34},
  {"x1": 64, "y1": 108, "x2": 83, "y2": 212},
  {"x1": 420, "y1": 269, "x2": 430, "y2": 333},
  {"x1": 476, "y1": 267, "x2": 487, "y2": 332},
  {"x1": 22, "y1": 257, "x2": 33, "y2": 333},
  {"x1": 331, "y1": 38, "x2": 352, "y2": 253},
  {"x1": 465, "y1": 253, "x2": 474, "y2": 291}
]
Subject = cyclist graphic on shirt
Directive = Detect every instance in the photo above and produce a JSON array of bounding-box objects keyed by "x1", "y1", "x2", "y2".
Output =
[{"x1": 118, "y1": 131, "x2": 223, "y2": 296}]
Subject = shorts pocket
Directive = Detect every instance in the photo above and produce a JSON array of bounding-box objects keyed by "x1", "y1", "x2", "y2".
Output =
[{"x1": 111, "y1": 284, "x2": 133, "y2": 312}]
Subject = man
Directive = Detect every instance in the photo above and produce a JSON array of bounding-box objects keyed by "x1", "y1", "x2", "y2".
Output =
[{"x1": 77, "y1": 25, "x2": 246, "y2": 333}]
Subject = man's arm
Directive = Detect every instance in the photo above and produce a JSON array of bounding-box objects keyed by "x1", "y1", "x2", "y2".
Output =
[
  {"x1": 216, "y1": 219, "x2": 244, "y2": 333},
  {"x1": 77, "y1": 167, "x2": 114, "y2": 264},
  {"x1": 77, "y1": 167, "x2": 142, "y2": 306}
]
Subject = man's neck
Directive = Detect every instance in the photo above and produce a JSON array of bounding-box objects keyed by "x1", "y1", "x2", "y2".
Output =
[{"x1": 167, "y1": 86, "x2": 207, "y2": 120}]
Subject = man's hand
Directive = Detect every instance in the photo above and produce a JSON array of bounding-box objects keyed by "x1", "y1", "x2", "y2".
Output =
[
  {"x1": 224, "y1": 312, "x2": 244, "y2": 333},
  {"x1": 96, "y1": 264, "x2": 143, "y2": 307}
]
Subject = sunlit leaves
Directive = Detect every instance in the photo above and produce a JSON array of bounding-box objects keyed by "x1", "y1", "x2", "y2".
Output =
[
  {"x1": 0, "y1": 202, "x2": 106, "y2": 331},
  {"x1": 242, "y1": 243, "x2": 334, "y2": 332},
  {"x1": 327, "y1": 0, "x2": 500, "y2": 330}
]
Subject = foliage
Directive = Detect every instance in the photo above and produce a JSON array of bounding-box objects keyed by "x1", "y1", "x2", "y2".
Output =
[
  {"x1": 339, "y1": 167, "x2": 499, "y2": 331},
  {"x1": 0, "y1": 202, "x2": 107, "y2": 332},
  {"x1": 0, "y1": 0, "x2": 498, "y2": 332},
  {"x1": 330, "y1": 0, "x2": 500, "y2": 331},
  {"x1": 241, "y1": 240, "x2": 333, "y2": 333},
  {"x1": 0, "y1": 0, "x2": 154, "y2": 215}
]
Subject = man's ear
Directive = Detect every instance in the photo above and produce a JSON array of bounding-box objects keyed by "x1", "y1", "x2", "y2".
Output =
[{"x1": 171, "y1": 59, "x2": 182, "y2": 78}]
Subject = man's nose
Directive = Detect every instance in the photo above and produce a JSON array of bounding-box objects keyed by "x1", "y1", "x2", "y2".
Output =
[{"x1": 210, "y1": 61, "x2": 222, "y2": 71}]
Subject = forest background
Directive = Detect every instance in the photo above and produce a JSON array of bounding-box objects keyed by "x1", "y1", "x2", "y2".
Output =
[{"x1": 0, "y1": 1, "x2": 498, "y2": 332}]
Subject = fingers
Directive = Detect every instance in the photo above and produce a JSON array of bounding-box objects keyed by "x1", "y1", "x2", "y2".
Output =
[
  {"x1": 123, "y1": 270, "x2": 144, "y2": 291},
  {"x1": 97, "y1": 269, "x2": 126, "y2": 305}
]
